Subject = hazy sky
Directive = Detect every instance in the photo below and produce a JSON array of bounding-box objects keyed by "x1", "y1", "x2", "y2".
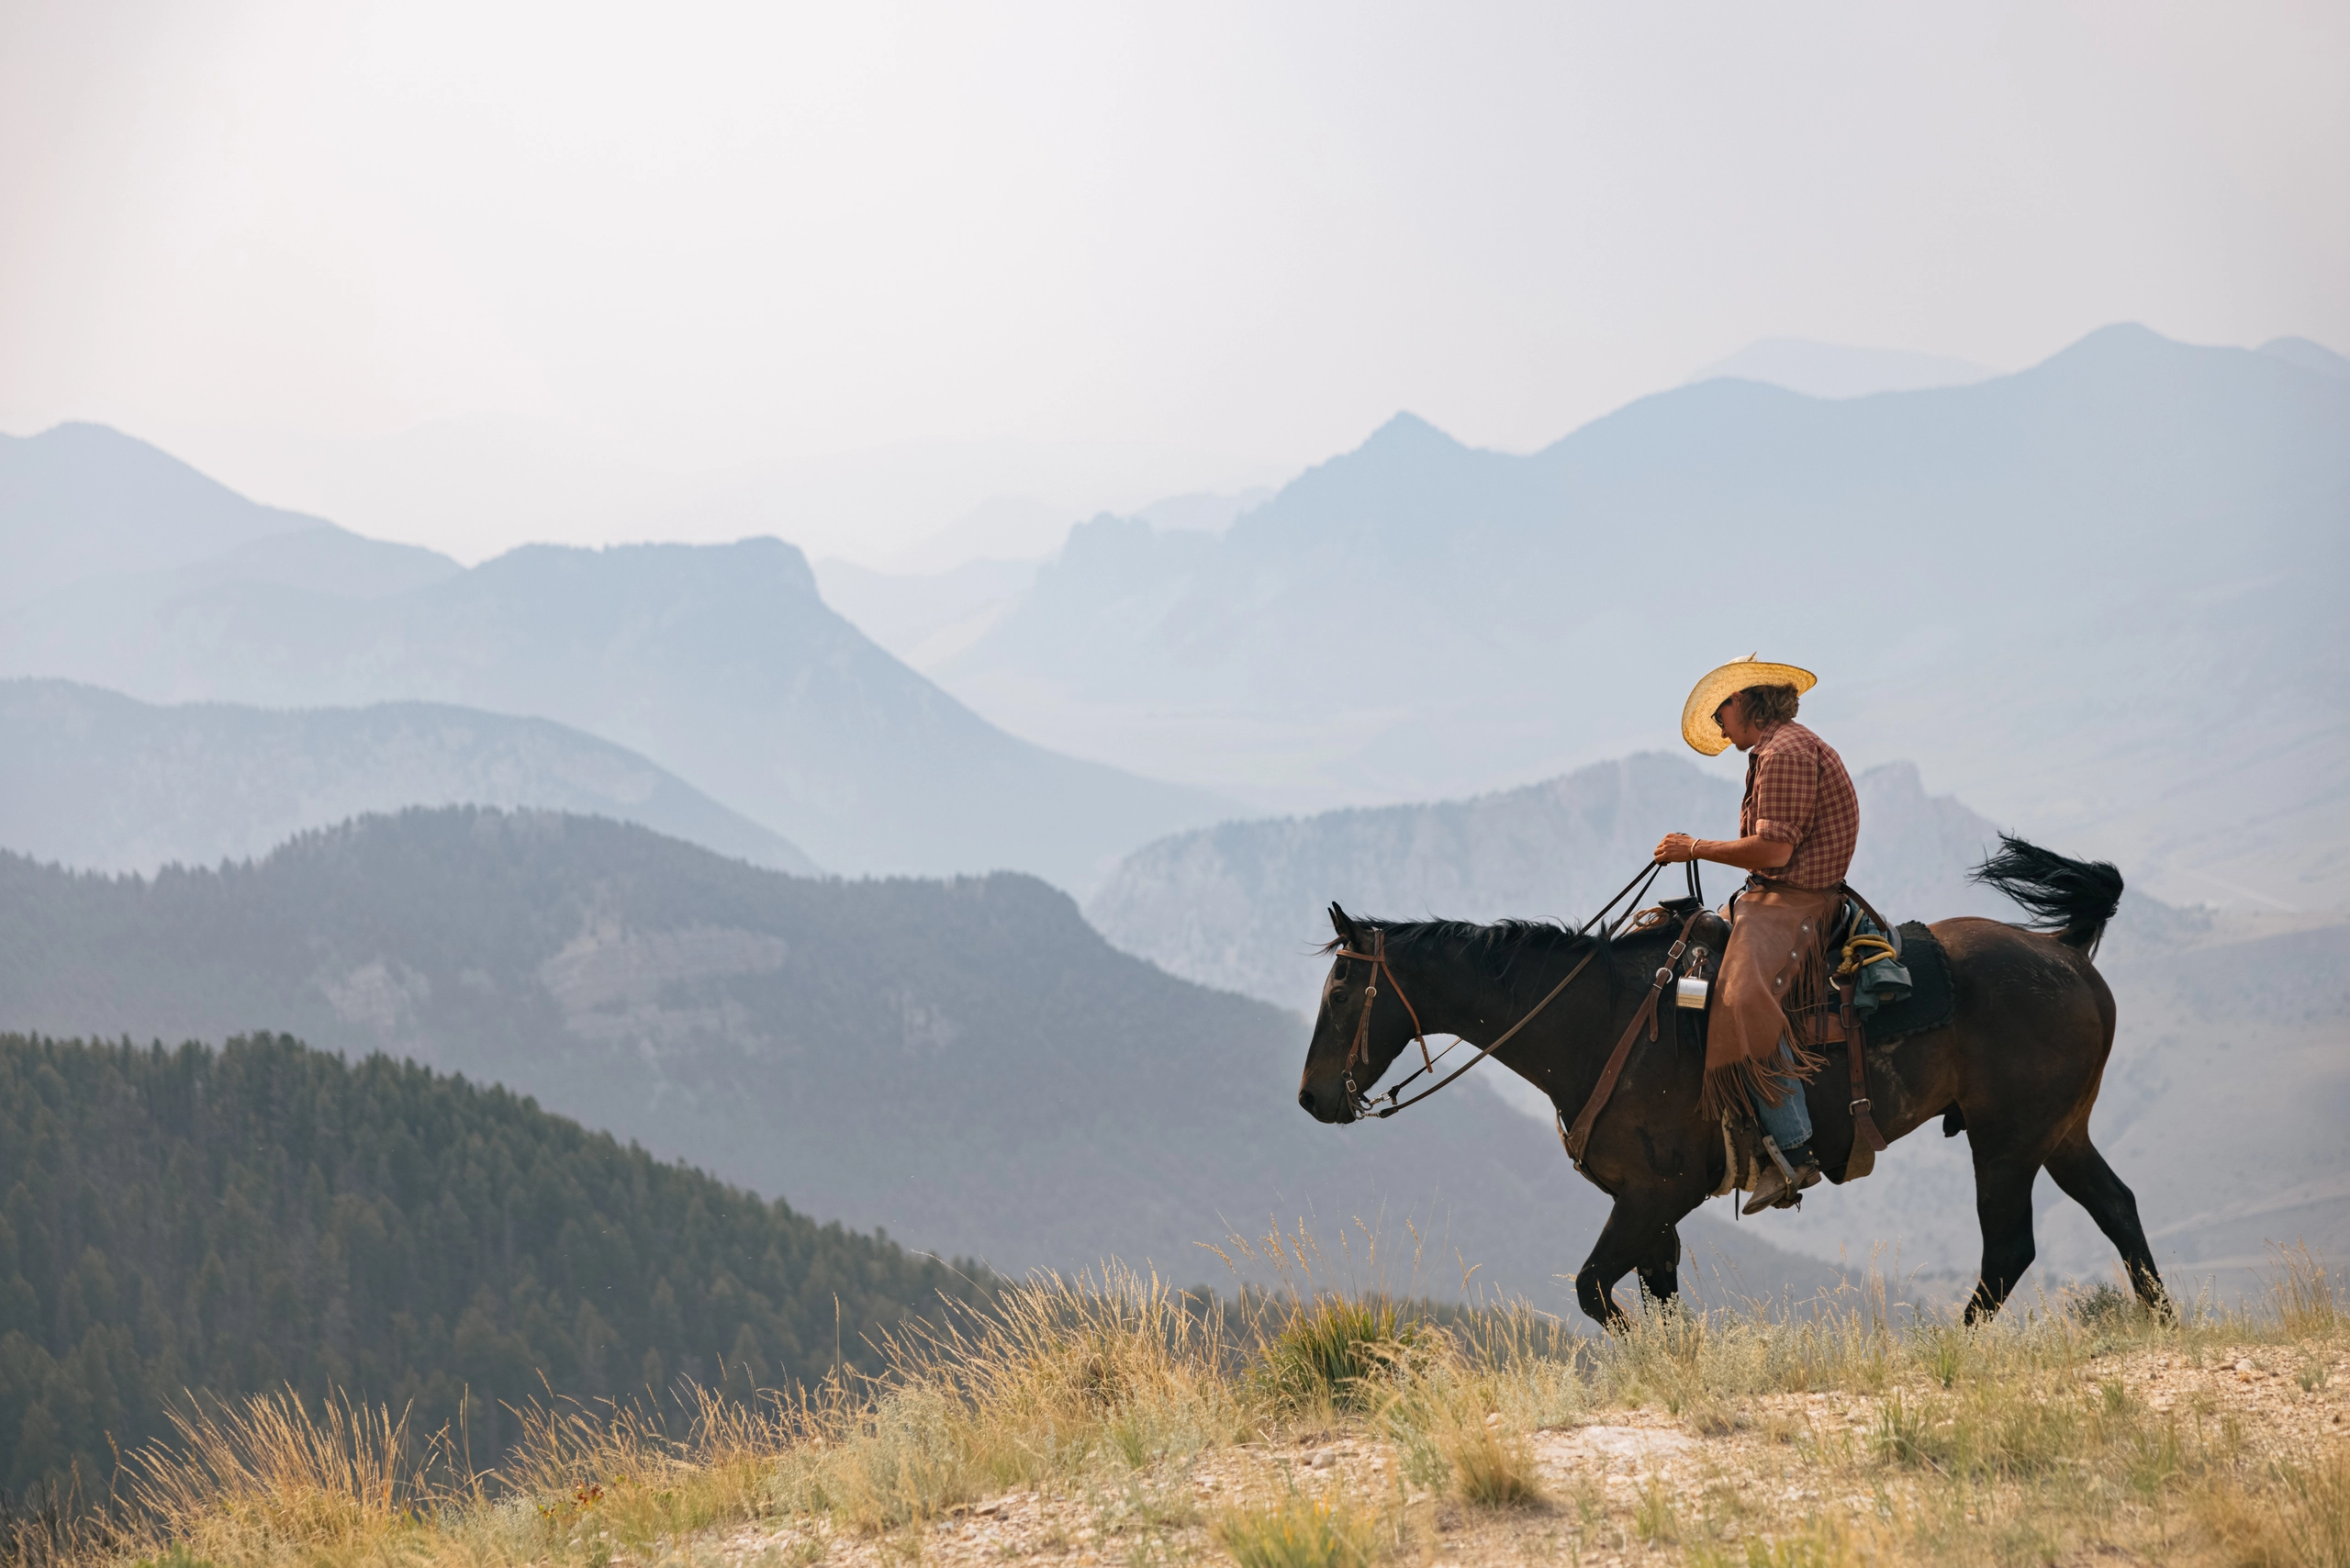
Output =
[{"x1": 4, "y1": 0, "x2": 2344, "y2": 563}]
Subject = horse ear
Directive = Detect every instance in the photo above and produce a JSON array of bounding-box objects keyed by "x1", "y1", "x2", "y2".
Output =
[{"x1": 1328, "y1": 902, "x2": 1358, "y2": 944}]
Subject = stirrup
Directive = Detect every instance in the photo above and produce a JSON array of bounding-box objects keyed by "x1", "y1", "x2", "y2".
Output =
[{"x1": 1744, "y1": 1137, "x2": 1809, "y2": 1215}]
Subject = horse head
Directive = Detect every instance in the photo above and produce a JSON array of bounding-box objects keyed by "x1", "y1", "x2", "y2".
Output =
[{"x1": 1296, "y1": 902, "x2": 1418, "y2": 1124}]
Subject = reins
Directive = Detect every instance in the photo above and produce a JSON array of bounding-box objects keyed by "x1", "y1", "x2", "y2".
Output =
[{"x1": 1337, "y1": 857, "x2": 1700, "y2": 1121}]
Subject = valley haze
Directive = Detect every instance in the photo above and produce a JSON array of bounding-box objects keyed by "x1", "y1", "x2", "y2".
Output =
[
  {"x1": 0, "y1": 319, "x2": 2342, "y2": 1346},
  {"x1": 6, "y1": 8, "x2": 2346, "y2": 1551}
]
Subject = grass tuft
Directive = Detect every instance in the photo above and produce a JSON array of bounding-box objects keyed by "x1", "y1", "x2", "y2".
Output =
[
  {"x1": 2, "y1": 1476, "x2": 117, "y2": 1568},
  {"x1": 2271, "y1": 1242, "x2": 2340, "y2": 1338},
  {"x1": 2277, "y1": 1448, "x2": 2350, "y2": 1568},
  {"x1": 2069, "y1": 1280, "x2": 2138, "y2": 1329},
  {"x1": 778, "y1": 1262, "x2": 1243, "y2": 1529},
  {"x1": 1445, "y1": 1417, "x2": 1540, "y2": 1509},
  {"x1": 1211, "y1": 1487, "x2": 1382, "y2": 1568},
  {"x1": 2193, "y1": 1446, "x2": 2350, "y2": 1568},
  {"x1": 1871, "y1": 1380, "x2": 2088, "y2": 1480},
  {"x1": 123, "y1": 1389, "x2": 450, "y2": 1558},
  {"x1": 1692, "y1": 1512, "x2": 1875, "y2": 1567},
  {"x1": 1372, "y1": 1333, "x2": 1542, "y2": 1509},
  {"x1": 1253, "y1": 1295, "x2": 1416, "y2": 1414},
  {"x1": 1633, "y1": 1472, "x2": 1679, "y2": 1543}
]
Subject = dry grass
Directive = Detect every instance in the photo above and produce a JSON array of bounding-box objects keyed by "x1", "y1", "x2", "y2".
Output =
[
  {"x1": 33, "y1": 1238, "x2": 2350, "y2": 1568},
  {"x1": 121, "y1": 1391, "x2": 455, "y2": 1562},
  {"x1": 2188, "y1": 1447, "x2": 2350, "y2": 1568},
  {"x1": 1211, "y1": 1486, "x2": 1384, "y2": 1568},
  {"x1": 1689, "y1": 1512, "x2": 1880, "y2": 1567},
  {"x1": 2276, "y1": 1242, "x2": 2342, "y2": 1338},
  {"x1": 1252, "y1": 1294, "x2": 1416, "y2": 1414},
  {"x1": 774, "y1": 1261, "x2": 1248, "y2": 1531},
  {"x1": 1373, "y1": 1325, "x2": 1551, "y2": 1508}
]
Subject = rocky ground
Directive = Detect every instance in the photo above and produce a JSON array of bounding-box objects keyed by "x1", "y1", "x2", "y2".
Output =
[{"x1": 694, "y1": 1340, "x2": 2350, "y2": 1567}]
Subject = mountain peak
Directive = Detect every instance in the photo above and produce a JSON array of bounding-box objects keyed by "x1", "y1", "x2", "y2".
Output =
[
  {"x1": 2027, "y1": 322, "x2": 2350, "y2": 393},
  {"x1": 2031, "y1": 322, "x2": 2199, "y2": 375},
  {"x1": 2064, "y1": 320, "x2": 2174, "y2": 352},
  {"x1": 1, "y1": 421, "x2": 331, "y2": 607},
  {"x1": 1223, "y1": 409, "x2": 1517, "y2": 552},
  {"x1": 24, "y1": 420, "x2": 194, "y2": 461},
  {"x1": 1359, "y1": 410, "x2": 1467, "y2": 456}
]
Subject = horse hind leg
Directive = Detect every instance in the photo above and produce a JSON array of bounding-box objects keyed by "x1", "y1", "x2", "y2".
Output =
[
  {"x1": 2045, "y1": 1134, "x2": 2173, "y2": 1319},
  {"x1": 1965, "y1": 1154, "x2": 2041, "y2": 1325}
]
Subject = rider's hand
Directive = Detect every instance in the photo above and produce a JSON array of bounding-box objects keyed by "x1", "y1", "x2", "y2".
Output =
[{"x1": 1654, "y1": 833, "x2": 1696, "y2": 865}]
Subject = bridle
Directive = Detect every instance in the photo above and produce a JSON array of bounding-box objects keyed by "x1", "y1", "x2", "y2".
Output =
[
  {"x1": 1332, "y1": 926, "x2": 1432, "y2": 1106},
  {"x1": 1330, "y1": 857, "x2": 1705, "y2": 1123}
]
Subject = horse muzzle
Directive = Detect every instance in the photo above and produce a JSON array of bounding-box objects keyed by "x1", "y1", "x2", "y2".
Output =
[{"x1": 1297, "y1": 1083, "x2": 1356, "y2": 1124}]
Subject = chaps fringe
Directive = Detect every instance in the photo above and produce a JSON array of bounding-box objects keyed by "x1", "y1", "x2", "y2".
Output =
[
  {"x1": 1698, "y1": 1039, "x2": 1829, "y2": 1121},
  {"x1": 1699, "y1": 933, "x2": 1831, "y2": 1121}
]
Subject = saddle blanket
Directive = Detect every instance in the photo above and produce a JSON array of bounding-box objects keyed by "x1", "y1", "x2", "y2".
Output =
[{"x1": 1862, "y1": 922, "x2": 1954, "y2": 1046}]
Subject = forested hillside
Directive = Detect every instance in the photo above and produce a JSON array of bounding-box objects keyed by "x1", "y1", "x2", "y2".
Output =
[{"x1": 0, "y1": 1033, "x2": 992, "y2": 1495}]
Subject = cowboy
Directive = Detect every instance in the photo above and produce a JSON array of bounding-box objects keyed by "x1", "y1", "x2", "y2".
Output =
[{"x1": 1651, "y1": 657, "x2": 1858, "y2": 1215}]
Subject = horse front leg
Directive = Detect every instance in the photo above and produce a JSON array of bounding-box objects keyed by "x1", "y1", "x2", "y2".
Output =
[
  {"x1": 1575, "y1": 1199, "x2": 1680, "y2": 1331},
  {"x1": 1638, "y1": 1223, "x2": 1685, "y2": 1311}
]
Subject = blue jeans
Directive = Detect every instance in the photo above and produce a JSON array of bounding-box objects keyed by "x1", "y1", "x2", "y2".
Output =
[{"x1": 1752, "y1": 1037, "x2": 1813, "y2": 1152}]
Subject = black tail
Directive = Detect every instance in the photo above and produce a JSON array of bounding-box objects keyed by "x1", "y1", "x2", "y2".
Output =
[{"x1": 1969, "y1": 835, "x2": 2123, "y2": 956}]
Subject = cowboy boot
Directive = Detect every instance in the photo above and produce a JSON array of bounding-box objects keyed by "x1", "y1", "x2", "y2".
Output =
[{"x1": 1743, "y1": 1138, "x2": 1821, "y2": 1215}]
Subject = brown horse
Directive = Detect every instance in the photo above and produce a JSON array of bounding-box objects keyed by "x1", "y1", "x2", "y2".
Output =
[{"x1": 1295, "y1": 839, "x2": 2170, "y2": 1330}]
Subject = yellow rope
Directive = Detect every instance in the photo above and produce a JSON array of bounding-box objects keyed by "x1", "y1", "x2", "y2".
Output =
[{"x1": 1834, "y1": 934, "x2": 1899, "y2": 981}]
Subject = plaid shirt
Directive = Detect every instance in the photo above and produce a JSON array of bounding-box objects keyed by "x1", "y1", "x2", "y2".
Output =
[{"x1": 1740, "y1": 721, "x2": 1858, "y2": 892}]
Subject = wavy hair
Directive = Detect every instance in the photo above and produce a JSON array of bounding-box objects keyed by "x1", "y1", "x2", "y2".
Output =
[{"x1": 1739, "y1": 682, "x2": 1802, "y2": 727}]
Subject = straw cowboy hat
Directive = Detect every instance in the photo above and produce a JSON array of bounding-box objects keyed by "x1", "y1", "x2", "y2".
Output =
[{"x1": 1680, "y1": 655, "x2": 1818, "y2": 756}]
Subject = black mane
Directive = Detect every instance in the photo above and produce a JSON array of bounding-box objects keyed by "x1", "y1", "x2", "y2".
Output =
[{"x1": 1326, "y1": 913, "x2": 1675, "y2": 985}]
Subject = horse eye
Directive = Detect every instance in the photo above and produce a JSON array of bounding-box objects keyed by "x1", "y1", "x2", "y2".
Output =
[{"x1": 1330, "y1": 989, "x2": 1347, "y2": 1004}]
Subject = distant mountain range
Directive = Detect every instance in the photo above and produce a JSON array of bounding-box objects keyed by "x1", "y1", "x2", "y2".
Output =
[
  {"x1": 15, "y1": 326, "x2": 2343, "y2": 908},
  {"x1": 1088, "y1": 752, "x2": 2018, "y2": 1015},
  {"x1": 923, "y1": 325, "x2": 2350, "y2": 911},
  {"x1": 1686, "y1": 339, "x2": 2002, "y2": 399},
  {"x1": 1088, "y1": 750, "x2": 2350, "y2": 1293},
  {"x1": 0, "y1": 807, "x2": 1838, "y2": 1308},
  {"x1": 0, "y1": 424, "x2": 1231, "y2": 890},
  {"x1": 0, "y1": 421, "x2": 448, "y2": 609},
  {"x1": 0, "y1": 678, "x2": 817, "y2": 875},
  {"x1": 5, "y1": 341, "x2": 2340, "y2": 1314}
]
